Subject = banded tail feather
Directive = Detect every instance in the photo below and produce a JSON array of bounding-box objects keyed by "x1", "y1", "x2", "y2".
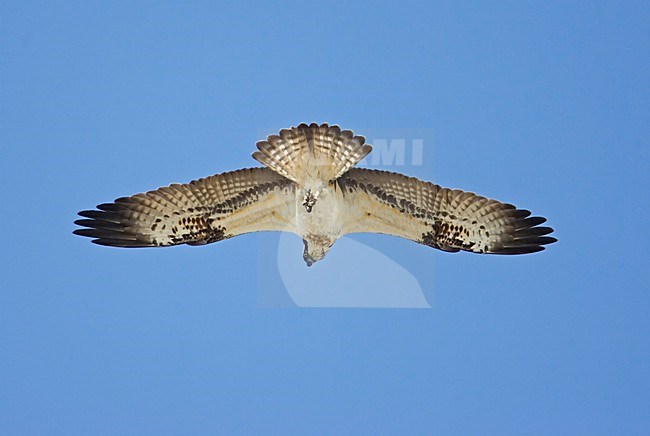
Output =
[{"x1": 252, "y1": 122, "x2": 372, "y2": 183}]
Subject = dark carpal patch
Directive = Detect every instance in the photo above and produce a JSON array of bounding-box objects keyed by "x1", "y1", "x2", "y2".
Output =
[
  {"x1": 168, "y1": 214, "x2": 226, "y2": 245},
  {"x1": 421, "y1": 221, "x2": 476, "y2": 252}
]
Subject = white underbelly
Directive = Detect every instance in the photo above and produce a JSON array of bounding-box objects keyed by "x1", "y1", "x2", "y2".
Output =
[{"x1": 295, "y1": 191, "x2": 342, "y2": 239}]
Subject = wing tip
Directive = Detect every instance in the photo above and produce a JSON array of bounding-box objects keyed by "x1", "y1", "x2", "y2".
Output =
[
  {"x1": 74, "y1": 204, "x2": 156, "y2": 248},
  {"x1": 490, "y1": 214, "x2": 557, "y2": 255}
]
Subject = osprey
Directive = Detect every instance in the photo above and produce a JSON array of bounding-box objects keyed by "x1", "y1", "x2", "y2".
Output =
[{"x1": 74, "y1": 123, "x2": 556, "y2": 265}]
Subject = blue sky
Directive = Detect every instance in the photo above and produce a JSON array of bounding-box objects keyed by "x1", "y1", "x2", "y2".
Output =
[{"x1": 1, "y1": 1, "x2": 649, "y2": 434}]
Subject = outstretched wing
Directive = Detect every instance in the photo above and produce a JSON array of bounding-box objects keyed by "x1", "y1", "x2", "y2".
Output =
[
  {"x1": 338, "y1": 168, "x2": 556, "y2": 254},
  {"x1": 74, "y1": 168, "x2": 296, "y2": 247}
]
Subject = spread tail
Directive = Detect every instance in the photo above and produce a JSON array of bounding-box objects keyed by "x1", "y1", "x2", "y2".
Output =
[{"x1": 252, "y1": 122, "x2": 372, "y2": 183}]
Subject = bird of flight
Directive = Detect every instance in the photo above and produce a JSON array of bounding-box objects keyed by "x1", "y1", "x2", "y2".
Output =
[{"x1": 74, "y1": 123, "x2": 556, "y2": 266}]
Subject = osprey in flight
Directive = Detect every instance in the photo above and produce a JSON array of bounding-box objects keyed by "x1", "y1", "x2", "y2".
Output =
[{"x1": 74, "y1": 123, "x2": 556, "y2": 265}]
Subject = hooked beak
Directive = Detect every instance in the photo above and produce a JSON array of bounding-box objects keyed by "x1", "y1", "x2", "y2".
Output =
[{"x1": 303, "y1": 240, "x2": 315, "y2": 267}]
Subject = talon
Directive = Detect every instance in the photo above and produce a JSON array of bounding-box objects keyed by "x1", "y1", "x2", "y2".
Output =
[{"x1": 302, "y1": 189, "x2": 317, "y2": 212}]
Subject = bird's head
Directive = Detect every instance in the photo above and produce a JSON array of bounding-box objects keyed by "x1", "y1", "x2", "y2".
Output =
[{"x1": 302, "y1": 236, "x2": 335, "y2": 267}]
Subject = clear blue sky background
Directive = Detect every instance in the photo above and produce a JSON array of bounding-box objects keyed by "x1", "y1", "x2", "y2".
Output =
[{"x1": 1, "y1": 1, "x2": 649, "y2": 434}]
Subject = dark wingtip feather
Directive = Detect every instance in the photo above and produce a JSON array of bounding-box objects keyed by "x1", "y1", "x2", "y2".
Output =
[
  {"x1": 78, "y1": 210, "x2": 98, "y2": 219},
  {"x1": 77, "y1": 210, "x2": 119, "y2": 222},
  {"x1": 74, "y1": 200, "x2": 156, "y2": 248},
  {"x1": 522, "y1": 216, "x2": 547, "y2": 227},
  {"x1": 73, "y1": 228, "x2": 132, "y2": 240},
  {"x1": 97, "y1": 203, "x2": 121, "y2": 212},
  {"x1": 74, "y1": 218, "x2": 123, "y2": 230},
  {"x1": 72, "y1": 228, "x2": 91, "y2": 237},
  {"x1": 491, "y1": 212, "x2": 556, "y2": 255},
  {"x1": 497, "y1": 245, "x2": 546, "y2": 255},
  {"x1": 91, "y1": 238, "x2": 151, "y2": 248},
  {"x1": 538, "y1": 236, "x2": 557, "y2": 245},
  {"x1": 515, "y1": 226, "x2": 554, "y2": 237}
]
